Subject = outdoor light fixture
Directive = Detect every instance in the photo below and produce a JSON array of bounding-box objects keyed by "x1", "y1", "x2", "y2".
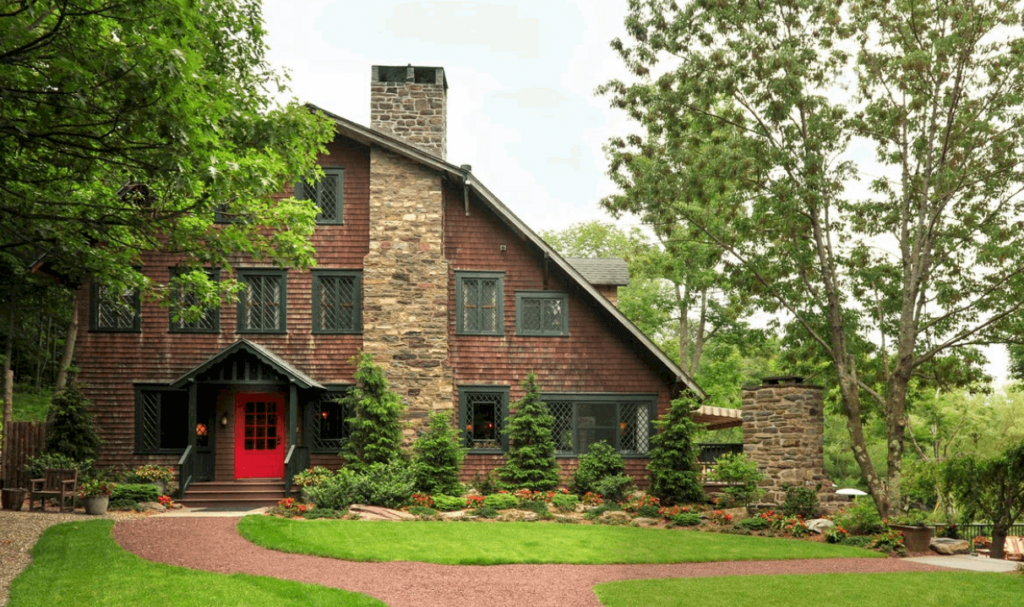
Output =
[{"x1": 220, "y1": 413, "x2": 228, "y2": 428}]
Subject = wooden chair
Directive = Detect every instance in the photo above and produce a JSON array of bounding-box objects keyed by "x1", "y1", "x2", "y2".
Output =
[
  {"x1": 1005, "y1": 536, "x2": 1024, "y2": 561},
  {"x1": 29, "y1": 468, "x2": 78, "y2": 513}
]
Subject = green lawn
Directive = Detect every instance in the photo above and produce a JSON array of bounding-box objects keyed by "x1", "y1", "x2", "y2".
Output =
[
  {"x1": 238, "y1": 516, "x2": 884, "y2": 565},
  {"x1": 12, "y1": 385, "x2": 51, "y2": 421},
  {"x1": 595, "y1": 572, "x2": 1024, "y2": 607},
  {"x1": 8, "y1": 520, "x2": 385, "y2": 607}
]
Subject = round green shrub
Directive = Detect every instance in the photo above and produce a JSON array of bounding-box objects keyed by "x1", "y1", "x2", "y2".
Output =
[
  {"x1": 671, "y1": 512, "x2": 702, "y2": 526},
  {"x1": 110, "y1": 483, "x2": 160, "y2": 504},
  {"x1": 551, "y1": 492, "x2": 580, "y2": 512},
  {"x1": 517, "y1": 499, "x2": 549, "y2": 514},
  {"x1": 782, "y1": 485, "x2": 820, "y2": 518},
  {"x1": 593, "y1": 474, "x2": 635, "y2": 503},
  {"x1": 571, "y1": 441, "x2": 625, "y2": 495},
  {"x1": 432, "y1": 494, "x2": 466, "y2": 511},
  {"x1": 473, "y1": 507, "x2": 499, "y2": 519},
  {"x1": 483, "y1": 493, "x2": 519, "y2": 510},
  {"x1": 739, "y1": 516, "x2": 770, "y2": 531}
]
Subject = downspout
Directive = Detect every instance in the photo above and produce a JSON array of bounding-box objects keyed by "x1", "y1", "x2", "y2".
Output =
[{"x1": 460, "y1": 164, "x2": 472, "y2": 216}]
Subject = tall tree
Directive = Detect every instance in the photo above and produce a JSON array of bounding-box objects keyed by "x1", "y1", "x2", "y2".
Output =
[
  {"x1": 0, "y1": 0, "x2": 334, "y2": 308},
  {"x1": 601, "y1": 0, "x2": 1024, "y2": 515}
]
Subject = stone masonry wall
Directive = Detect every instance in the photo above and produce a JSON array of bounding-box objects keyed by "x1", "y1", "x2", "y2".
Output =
[
  {"x1": 363, "y1": 146, "x2": 453, "y2": 442},
  {"x1": 742, "y1": 378, "x2": 833, "y2": 504},
  {"x1": 370, "y1": 65, "x2": 447, "y2": 159}
]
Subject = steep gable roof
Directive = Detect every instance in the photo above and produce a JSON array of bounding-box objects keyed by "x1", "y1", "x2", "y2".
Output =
[
  {"x1": 309, "y1": 104, "x2": 706, "y2": 400},
  {"x1": 170, "y1": 339, "x2": 324, "y2": 390}
]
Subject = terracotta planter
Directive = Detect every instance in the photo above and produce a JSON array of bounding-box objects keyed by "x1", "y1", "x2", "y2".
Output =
[
  {"x1": 892, "y1": 524, "x2": 934, "y2": 553},
  {"x1": 82, "y1": 495, "x2": 109, "y2": 515},
  {"x1": 1, "y1": 488, "x2": 27, "y2": 511}
]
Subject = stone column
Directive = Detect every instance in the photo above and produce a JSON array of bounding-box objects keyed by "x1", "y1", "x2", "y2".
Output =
[
  {"x1": 363, "y1": 147, "x2": 453, "y2": 441},
  {"x1": 742, "y1": 376, "x2": 833, "y2": 504}
]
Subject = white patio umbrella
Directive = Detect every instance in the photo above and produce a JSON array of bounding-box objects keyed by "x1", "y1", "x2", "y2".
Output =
[{"x1": 836, "y1": 488, "x2": 868, "y2": 496}]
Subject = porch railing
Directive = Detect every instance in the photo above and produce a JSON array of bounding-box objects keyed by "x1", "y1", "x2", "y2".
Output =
[
  {"x1": 178, "y1": 445, "x2": 194, "y2": 499},
  {"x1": 283, "y1": 445, "x2": 309, "y2": 498},
  {"x1": 697, "y1": 443, "x2": 743, "y2": 482}
]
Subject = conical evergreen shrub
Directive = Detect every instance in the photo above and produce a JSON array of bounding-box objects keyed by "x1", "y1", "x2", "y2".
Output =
[
  {"x1": 342, "y1": 352, "x2": 406, "y2": 468},
  {"x1": 646, "y1": 396, "x2": 704, "y2": 505},
  {"x1": 497, "y1": 373, "x2": 561, "y2": 491}
]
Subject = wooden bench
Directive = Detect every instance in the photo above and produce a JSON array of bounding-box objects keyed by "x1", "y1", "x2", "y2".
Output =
[
  {"x1": 1006, "y1": 536, "x2": 1024, "y2": 561},
  {"x1": 29, "y1": 468, "x2": 78, "y2": 513}
]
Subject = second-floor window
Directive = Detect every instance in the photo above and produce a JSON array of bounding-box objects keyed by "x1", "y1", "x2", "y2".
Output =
[
  {"x1": 313, "y1": 270, "x2": 362, "y2": 334},
  {"x1": 516, "y1": 291, "x2": 568, "y2": 336},
  {"x1": 237, "y1": 270, "x2": 286, "y2": 333},
  {"x1": 456, "y1": 271, "x2": 503, "y2": 335},
  {"x1": 296, "y1": 167, "x2": 344, "y2": 225},
  {"x1": 169, "y1": 268, "x2": 219, "y2": 333},
  {"x1": 90, "y1": 283, "x2": 140, "y2": 332}
]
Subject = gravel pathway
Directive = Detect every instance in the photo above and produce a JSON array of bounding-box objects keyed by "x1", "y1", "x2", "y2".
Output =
[
  {"x1": 0, "y1": 509, "x2": 143, "y2": 607},
  {"x1": 113, "y1": 518, "x2": 946, "y2": 607}
]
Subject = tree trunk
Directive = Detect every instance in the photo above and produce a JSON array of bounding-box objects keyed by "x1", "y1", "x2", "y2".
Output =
[
  {"x1": 991, "y1": 524, "x2": 1007, "y2": 560},
  {"x1": 55, "y1": 296, "x2": 78, "y2": 390}
]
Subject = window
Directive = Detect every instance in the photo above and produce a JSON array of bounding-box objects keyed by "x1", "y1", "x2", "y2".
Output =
[
  {"x1": 135, "y1": 386, "x2": 188, "y2": 454},
  {"x1": 169, "y1": 268, "x2": 220, "y2": 333},
  {"x1": 459, "y1": 386, "x2": 509, "y2": 452},
  {"x1": 313, "y1": 271, "x2": 361, "y2": 334},
  {"x1": 307, "y1": 389, "x2": 351, "y2": 453},
  {"x1": 237, "y1": 270, "x2": 287, "y2": 333},
  {"x1": 456, "y1": 272, "x2": 503, "y2": 335},
  {"x1": 516, "y1": 291, "x2": 568, "y2": 336},
  {"x1": 295, "y1": 167, "x2": 344, "y2": 224},
  {"x1": 544, "y1": 395, "x2": 656, "y2": 457},
  {"x1": 90, "y1": 283, "x2": 141, "y2": 332}
]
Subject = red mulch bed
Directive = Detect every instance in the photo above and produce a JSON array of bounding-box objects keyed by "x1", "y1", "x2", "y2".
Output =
[{"x1": 113, "y1": 518, "x2": 945, "y2": 607}]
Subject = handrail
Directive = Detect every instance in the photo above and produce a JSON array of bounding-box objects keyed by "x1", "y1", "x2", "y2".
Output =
[
  {"x1": 282, "y1": 445, "x2": 309, "y2": 498},
  {"x1": 178, "y1": 445, "x2": 194, "y2": 499},
  {"x1": 284, "y1": 445, "x2": 296, "y2": 498}
]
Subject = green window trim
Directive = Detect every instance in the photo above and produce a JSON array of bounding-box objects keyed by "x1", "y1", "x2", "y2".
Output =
[
  {"x1": 295, "y1": 167, "x2": 344, "y2": 225},
  {"x1": 312, "y1": 270, "x2": 362, "y2": 334},
  {"x1": 542, "y1": 393, "x2": 657, "y2": 458},
  {"x1": 456, "y1": 271, "x2": 504, "y2": 336},
  {"x1": 305, "y1": 386, "x2": 353, "y2": 454},
  {"x1": 515, "y1": 291, "x2": 569, "y2": 336},
  {"x1": 237, "y1": 270, "x2": 287, "y2": 334},
  {"x1": 168, "y1": 267, "x2": 220, "y2": 334},
  {"x1": 134, "y1": 385, "x2": 189, "y2": 455},
  {"x1": 89, "y1": 282, "x2": 141, "y2": 333},
  {"x1": 458, "y1": 385, "x2": 510, "y2": 453}
]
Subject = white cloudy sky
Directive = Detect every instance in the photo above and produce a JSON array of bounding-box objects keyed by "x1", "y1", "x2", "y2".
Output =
[
  {"x1": 259, "y1": 0, "x2": 1010, "y2": 383},
  {"x1": 261, "y1": 0, "x2": 632, "y2": 232}
]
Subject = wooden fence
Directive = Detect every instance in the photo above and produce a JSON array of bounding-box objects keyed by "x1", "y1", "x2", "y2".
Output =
[{"x1": 1, "y1": 421, "x2": 49, "y2": 489}]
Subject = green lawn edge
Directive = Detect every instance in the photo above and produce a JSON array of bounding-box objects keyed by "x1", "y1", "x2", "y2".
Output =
[
  {"x1": 238, "y1": 515, "x2": 884, "y2": 565},
  {"x1": 8, "y1": 520, "x2": 385, "y2": 607},
  {"x1": 594, "y1": 572, "x2": 1024, "y2": 607}
]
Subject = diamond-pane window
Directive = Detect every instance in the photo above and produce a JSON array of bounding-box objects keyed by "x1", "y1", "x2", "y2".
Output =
[
  {"x1": 459, "y1": 386, "x2": 509, "y2": 451},
  {"x1": 296, "y1": 167, "x2": 344, "y2": 224},
  {"x1": 516, "y1": 292, "x2": 568, "y2": 336},
  {"x1": 238, "y1": 271, "x2": 286, "y2": 333},
  {"x1": 169, "y1": 268, "x2": 219, "y2": 333},
  {"x1": 457, "y1": 272, "x2": 503, "y2": 335},
  {"x1": 135, "y1": 387, "x2": 188, "y2": 454},
  {"x1": 619, "y1": 402, "x2": 650, "y2": 454},
  {"x1": 309, "y1": 391, "x2": 351, "y2": 452},
  {"x1": 313, "y1": 271, "x2": 361, "y2": 334},
  {"x1": 91, "y1": 283, "x2": 140, "y2": 332},
  {"x1": 549, "y1": 401, "x2": 574, "y2": 455},
  {"x1": 541, "y1": 395, "x2": 656, "y2": 457}
]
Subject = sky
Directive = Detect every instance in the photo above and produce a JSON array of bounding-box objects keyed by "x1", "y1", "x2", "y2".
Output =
[{"x1": 259, "y1": 0, "x2": 1010, "y2": 384}]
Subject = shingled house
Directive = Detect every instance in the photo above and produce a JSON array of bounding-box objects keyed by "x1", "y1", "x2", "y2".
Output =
[{"x1": 74, "y1": 65, "x2": 740, "y2": 506}]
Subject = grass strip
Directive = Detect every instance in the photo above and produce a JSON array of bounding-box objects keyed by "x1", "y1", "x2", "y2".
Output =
[
  {"x1": 8, "y1": 520, "x2": 385, "y2": 607},
  {"x1": 595, "y1": 572, "x2": 1024, "y2": 607},
  {"x1": 238, "y1": 516, "x2": 884, "y2": 565}
]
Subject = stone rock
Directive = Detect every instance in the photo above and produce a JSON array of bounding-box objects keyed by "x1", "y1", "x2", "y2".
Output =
[
  {"x1": 806, "y1": 518, "x2": 835, "y2": 534},
  {"x1": 600, "y1": 510, "x2": 632, "y2": 525},
  {"x1": 440, "y1": 510, "x2": 468, "y2": 520},
  {"x1": 138, "y1": 501, "x2": 166, "y2": 513},
  {"x1": 498, "y1": 509, "x2": 539, "y2": 522},
  {"x1": 348, "y1": 504, "x2": 416, "y2": 521},
  {"x1": 930, "y1": 537, "x2": 971, "y2": 555},
  {"x1": 631, "y1": 517, "x2": 660, "y2": 527}
]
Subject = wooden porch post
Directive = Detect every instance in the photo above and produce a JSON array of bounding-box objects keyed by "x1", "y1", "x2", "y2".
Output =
[
  {"x1": 188, "y1": 382, "x2": 197, "y2": 449},
  {"x1": 289, "y1": 384, "x2": 297, "y2": 448}
]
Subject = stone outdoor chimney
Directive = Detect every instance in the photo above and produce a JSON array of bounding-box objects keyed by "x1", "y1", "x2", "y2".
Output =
[{"x1": 370, "y1": 65, "x2": 448, "y2": 159}]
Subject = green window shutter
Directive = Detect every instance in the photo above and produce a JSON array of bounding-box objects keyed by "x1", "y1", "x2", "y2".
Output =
[{"x1": 456, "y1": 272, "x2": 503, "y2": 335}]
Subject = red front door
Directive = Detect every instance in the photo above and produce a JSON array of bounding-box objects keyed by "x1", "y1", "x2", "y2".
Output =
[{"x1": 234, "y1": 393, "x2": 285, "y2": 479}]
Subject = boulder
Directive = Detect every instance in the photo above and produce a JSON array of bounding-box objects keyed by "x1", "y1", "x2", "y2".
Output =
[
  {"x1": 440, "y1": 510, "x2": 468, "y2": 520},
  {"x1": 930, "y1": 537, "x2": 971, "y2": 555},
  {"x1": 498, "y1": 509, "x2": 539, "y2": 522},
  {"x1": 599, "y1": 510, "x2": 632, "y2": 525},
  {"x1": 631, "y1": 517, "x2": 660, "y2": 527},
  {"x1": 806, "y1": 518, "x2": 835, "y2": 534},
  {"x1": 138, "y1": 501, "x2": 166, "y2": 513},
  {"x1": 348, "y1": 504, "x2": 416, "y2": 521}
]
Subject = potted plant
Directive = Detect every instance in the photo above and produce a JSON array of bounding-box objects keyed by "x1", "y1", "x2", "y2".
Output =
[
  {"x1": 79, "y1": 479, "x2": 116, "y2": 515},
  {"x1": 888, "y1": 509, "x2": 934, "y2": 553},
  {"x1": 132, "y1": 464, "x2": 174, "y2": 494}
]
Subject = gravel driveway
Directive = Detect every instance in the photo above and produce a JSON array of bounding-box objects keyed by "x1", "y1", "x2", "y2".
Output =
[{"x1": 113, "y1": 518, "x2": 946, "y2": 607}]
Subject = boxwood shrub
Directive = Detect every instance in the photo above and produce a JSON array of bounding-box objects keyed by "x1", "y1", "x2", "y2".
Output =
[
  {"x1": 432, "y1": 494, "x2": 466, "y2": 511},
  {"x1": 483, "y1": 493, "x2": 519, "y2": 510}
]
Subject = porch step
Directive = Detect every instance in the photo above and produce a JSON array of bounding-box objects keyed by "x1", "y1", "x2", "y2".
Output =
[{"x1": 179, "y1": 480, "x2": 286, "y2": 509}]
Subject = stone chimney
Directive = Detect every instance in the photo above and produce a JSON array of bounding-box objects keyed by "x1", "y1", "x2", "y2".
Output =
[
  {"x1": 370, "y1": 65, "x2": 448, "y2": 159},
  {"x1": 741, "y1": 376, "x2": 834, "y2": 504}
]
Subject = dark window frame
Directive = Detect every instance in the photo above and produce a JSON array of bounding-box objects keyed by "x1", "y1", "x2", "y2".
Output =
[
  {"x1": 458, "y1": 385, "x2": 510, "y2": 454},
  {"x1": 134, "y1": 385, "x2": 189, "y2": 455},
  {"x1": 455, "y1": 271, "x2": 504, "y2": 336},
  {"x1": 295, "y1": 167, "x2": 345, "y2": 225},
  {"x1": 542, "y1": 393, "x2": 658, "y2": 458},
  {"x1": 306, "y1": 385, "x2": 353, "y2": 454},
  {"x1": 89, "y1": 282, "x2": 141, "y2": 333},
  {"x1": 168, "y1": 267, "x2": 221, "y2": 334},
  {"x1": 312, "y1": 270, "x2": 362, "y2": 335},
  {"x1": 515, "y1": 291, "x2": 569, "y2": 336},
  {"x1": 237, "y1": 269, "x2": 288, "y2": 334}
]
